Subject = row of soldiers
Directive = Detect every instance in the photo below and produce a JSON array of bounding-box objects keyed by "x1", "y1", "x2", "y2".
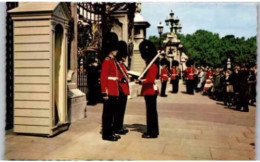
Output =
[
  {"x1": 100, "y1": 32, "x2": 159, "y2": 141},
  {"x1": 159, "y1": 59, "x2": 196, "y2": 96},
  {"x1": 160, "y1": 58, "x2": 181, "y2": 96}
]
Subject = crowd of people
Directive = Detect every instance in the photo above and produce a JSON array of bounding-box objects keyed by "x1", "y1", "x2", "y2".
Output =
[
  {"x1": 159, "y1": 58, "x2": 257, "y2": 113},
  {"x1": 193, "y1": 64, "x2": 257, "y2": 112}
]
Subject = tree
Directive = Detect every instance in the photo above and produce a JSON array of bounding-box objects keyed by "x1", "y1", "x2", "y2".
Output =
[
  {"x1": 149, "y1": 29, "x2": 256, "y2": 68},
  {"x1": 148, "y1": 33, "x2": 167, "y2": 49}
]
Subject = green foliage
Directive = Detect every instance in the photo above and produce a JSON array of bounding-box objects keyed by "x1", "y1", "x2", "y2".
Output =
[
  {"x1": 148, "y1": 33, "x2": 167, "y2": 49},
  {"x1": 149, "y1": 29, "x2": 256, "y2": 68}
]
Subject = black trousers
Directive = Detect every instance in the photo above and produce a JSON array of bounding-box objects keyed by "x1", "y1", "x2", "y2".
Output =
[
  {"x1": 160, "y1": 81, "x2": 167, "y2": 96},
  {"x1": 223, "y1": 91, "x2": 233, "y2": 105},
  {"x1": 144, "y1": 95, "x2": 159, "y2": 136},
  {"x1": 186, "y1": 80, "x2": 194, "y2": 94},
  {"x1": 171, "y1": 79, "x2": 179, "y2": 93},
  {"x1": 102, "y1": 96, "x2": 118, "y2": 137},
  {"x1": 113, "y1": 91, "x2": 128, "y2": 131},
  {"x1": 236, "y1": 93, "x2": 249, "y2": 111},
  {"x1": 87, "y1": 84, "x2": 99, "y2": 104}
]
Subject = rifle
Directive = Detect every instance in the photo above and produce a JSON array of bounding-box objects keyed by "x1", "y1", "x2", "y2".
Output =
[
  {"x1": 138, "y1": 52, "x2": 161, "y2": 80},
  {"x1": 114, "y1": 58, "x2": 129, "y2": 83}
]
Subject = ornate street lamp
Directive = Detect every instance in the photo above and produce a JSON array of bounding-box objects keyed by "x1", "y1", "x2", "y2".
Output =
[
  {"x1": 157, "y1": 22, "x2": 164, "y2": 50},
  {"x1": 161, "y1": 9, "x2": 184, "y2": 67},
  {"x1": 177, "y1": 23, "x2": 182, "y2": 33},
  {"x1": 165, "y1": 17, "x2": 169, "y2": 26},
  {"x1": 165, "y1": 10, "x2": 181, "y2": 34}
]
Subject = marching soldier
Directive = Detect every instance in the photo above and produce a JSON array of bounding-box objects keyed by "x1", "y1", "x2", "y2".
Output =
[
  {"x1": 170, "y1": 60, "x2": 180, "y2": 93},
  {"x1": 185, "y1": 60, "x2": 195, "y2": 95},
  {"x1": 136, "y1": 40, "x2": 159, "y2": 138},
  {"x1": 113, "y1": 41, "x2": 130, "y2": 135},
  {"x1": 100, "y1": 32, "x2": 120, "y2": 141},
  {"x1": 160, "y1": 58, "x2": 169, "y2": 97}
]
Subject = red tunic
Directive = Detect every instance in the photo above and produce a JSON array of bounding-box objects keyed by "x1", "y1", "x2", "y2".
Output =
[
  {"x1": 160, "y1": 67, "x2": 169, "y2": 81},
  {"x1": 170, "y1": 67, "x2": 180, "y2": 80},
  {"x1": 100, "y1": 57, "x2": 119, "y2": 96},
  {"x1": 185, "y1": 67, "x2": 195, "y2": 80},
  {"x1": 141, "y1": 64, "x2": 159, "y2": 96},
  {"x1": 206, "y1": 70, "x2": 213, "y2": 79},
  {"x1": 118, "y1": 63, "x2": 130, "y2": 95}
]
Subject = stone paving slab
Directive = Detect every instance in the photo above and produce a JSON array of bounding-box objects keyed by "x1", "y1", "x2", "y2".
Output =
[
  {"x1": 5, "y1": 150, "x2": 46, "y2": 160},
  {"x1": 210, "y1": 148, "x2": 254, "y2": 160},
  {"x1": 163, "y1": 144, "x2": 212, "y2": 159},
  {"x1": 181, "y1": 138, "x2": 230, "y2": 149}
]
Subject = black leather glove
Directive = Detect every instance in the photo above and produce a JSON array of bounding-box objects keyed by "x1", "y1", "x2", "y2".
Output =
[
  {"x1": 102, "y1": 93, "x2": 108, "y2": 100},
  {"x1": 135, "y1": 80, "x2": 142, "y2": 85},
  {"x1": 121, "y1": 78, "x2": 127, "y2": 83}
]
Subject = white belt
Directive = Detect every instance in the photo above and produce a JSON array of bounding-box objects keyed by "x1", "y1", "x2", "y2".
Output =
[
  {"x1": 163, "y1": 74, "x2": 168, "y2": 76},
  {"x1": 108, "y1": 77, "x2": 118, "y2": 81}
]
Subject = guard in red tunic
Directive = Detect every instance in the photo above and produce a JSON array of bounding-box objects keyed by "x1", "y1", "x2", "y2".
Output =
[
  {"x1": 113, "y1": 41, "x2": 130, "y2": 135},
  {"x1": 137, "y1": 40, "x2": 159, "y2": 138},
  {"x1": 185, "y1": 60, "x2": 195, "y2": 95},
  {"x1": 170, "y1": 60, "x2": 180, "y2": 93},
  {"x1": 100, "y1": 32, "x2": 120, "y2": 141},
  {"x1": 160, "y1": 58, "x2": 169, "y2": 97}
]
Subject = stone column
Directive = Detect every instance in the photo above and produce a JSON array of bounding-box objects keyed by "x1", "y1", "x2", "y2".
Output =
[
  {"x1": 51, "y1": 20, "x2": 56, "y2": 127},
  {"x1": 64, "y1": 24, "x2": 69, "y2": 121},
  {"x1": 70, "y1": 2, "x2": 78, "y2": 86}
]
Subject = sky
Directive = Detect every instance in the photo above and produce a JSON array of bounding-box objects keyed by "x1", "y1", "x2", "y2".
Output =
[{"x1": 141, "y1": 3, "x2": 257, "y2": 39}]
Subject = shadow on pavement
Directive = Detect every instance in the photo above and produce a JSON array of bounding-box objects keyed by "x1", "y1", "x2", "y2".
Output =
[
  {"x1": 216, "y1": 102, "x2": 225, "y2": 105},
  {"x1": 181, "y1": 91, "x2": 188, "y2": 94},
  {"x1": 125, "y1": 124, "x2": 146, "y2": 134}
]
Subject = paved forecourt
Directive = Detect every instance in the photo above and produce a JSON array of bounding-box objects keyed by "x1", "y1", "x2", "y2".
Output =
[{"x1": 5, "y1": 81, "x2": 256, "y2": 160}]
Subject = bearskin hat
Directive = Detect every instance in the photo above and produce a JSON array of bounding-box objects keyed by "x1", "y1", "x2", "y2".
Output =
[
  {"x1": 160, "y1": 58, "x2": 169, "y2": 66},
  {"x1": 103, "y1": 32, "x2": 119, "y2": 55},
  {"x1": 139, "y1": 39, "x2": 157, "y2": 61},
  {"x1": 186, "y1": 59, "x2": 194, "y2": 67},
  {"x1": 172, "y1": 60, "x2": 179, "y2": 67},
  {"x1": 116, "y1": 40, "x2": 128, "y2": 61}
]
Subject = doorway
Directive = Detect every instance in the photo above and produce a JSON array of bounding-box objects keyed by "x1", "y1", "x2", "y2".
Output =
[{"x1": 54, "y1": 24, "x2": 67, "y2": 125}]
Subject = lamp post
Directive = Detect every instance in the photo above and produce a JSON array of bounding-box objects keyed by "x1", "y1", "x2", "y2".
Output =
[
  {"x1": 157, "y1": 22, "x2": 164, "y2": 50},
  {"x1": 165, "y1": 10, "x2": 182, "y2": 34},
  {"x1": 227, "y1": 57, "x2": 231, "y2": 69},
  {"x1": 226, "y1": 51, "x2": 233, "y2": 70},
  {"x1": 164, "y1": 10, "x2": 182, "y2": 64}
]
